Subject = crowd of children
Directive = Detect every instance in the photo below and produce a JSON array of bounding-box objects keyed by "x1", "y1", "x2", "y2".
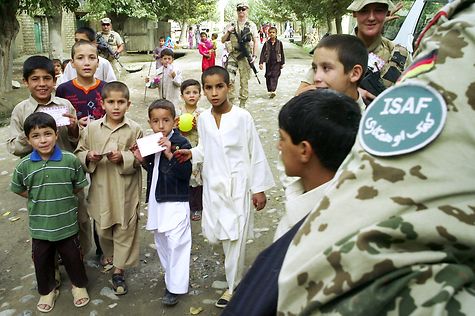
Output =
[{"x1": 7, "y1": 28, "x2": 377, "y2": 313}]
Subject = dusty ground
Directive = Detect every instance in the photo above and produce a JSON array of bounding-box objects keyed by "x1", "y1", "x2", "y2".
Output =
[{"x1": 0, "y1": 40, "x2": 312, "y2": 316}]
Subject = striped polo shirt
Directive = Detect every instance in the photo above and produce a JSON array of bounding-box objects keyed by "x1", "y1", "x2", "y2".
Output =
[{"x1": 11, "y1": 145, "x2": 88, "y2": 241}]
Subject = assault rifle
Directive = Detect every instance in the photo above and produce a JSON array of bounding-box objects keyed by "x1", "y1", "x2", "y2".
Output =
[
  {"x1": 233, "y1": 23, "x2": 261, "y2": 84},
  {"x1": 95, "y1": 33, "x2": 143, "y2": 73}
]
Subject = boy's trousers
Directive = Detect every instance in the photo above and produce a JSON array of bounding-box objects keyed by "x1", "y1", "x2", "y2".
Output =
[
  {"x1": 96, "y1": 216, "x2": 140, "y2": 270},
  {"x1": 32, "y1": 234, "x2": 88, "y2": 295}
]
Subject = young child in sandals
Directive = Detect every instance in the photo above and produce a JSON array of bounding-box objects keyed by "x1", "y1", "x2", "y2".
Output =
[
  {"x1": 178, "y1": 79, "x2": 204, "y2": 222},
  {"x1": 11, "y1": 112, "x2": 90, "y2": 312},
  {"x1": 75, "y1": 81, "x2": 143, "y2": 295}
]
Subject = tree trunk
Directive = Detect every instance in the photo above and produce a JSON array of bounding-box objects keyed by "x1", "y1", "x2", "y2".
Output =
[
  {"x1": 326, "y1": 17, "x2": 332, "y2": 34},
  {"x1": 0, "y1": 0, "x2": 20, "y2": 94},
  {"x1": 47, "y1": 8, "x2": 63, "y2": 59},
  {"x1": 300, "y1": 21, "x2": 305, "y2": 43},
  {"x1": 179, "y1": 21, "x2": 187, "y2": 46},
  {"x1": 335, "y1": 15, "x2": 342, "y2": 34}
]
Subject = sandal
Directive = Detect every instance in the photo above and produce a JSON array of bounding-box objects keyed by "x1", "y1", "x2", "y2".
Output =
[
  {"x1": 37, "y1": 289, "x2": 59, "y2": 313},
  {"x1": 72, "y1": 286, "x2": 90, "y2": 307},
  {"x1": 112, "y1": 273, "x2": 128, "y2": 295},
  {"x1": 191, "y1": 210, "x2": 202, "y2": 221},
  {"x1": 215, "y1": 289, "x2": 232, "y2": 308},
  {"x1": 100, "y1": 256, "x2": 114, "y2": 273}
]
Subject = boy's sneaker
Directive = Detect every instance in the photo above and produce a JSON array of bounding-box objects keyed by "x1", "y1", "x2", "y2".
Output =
[
  {"x1": 215, "y1": 289, "x2": 232, "y2": 308},
  {"x1": 269, "y1": 92, "x2": 276, "y2": 98},
  {"x1": 162, "y1": 289, "x2": 179, "y2": 306}
]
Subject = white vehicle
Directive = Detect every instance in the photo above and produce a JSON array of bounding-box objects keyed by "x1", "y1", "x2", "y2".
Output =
[{"x1": 383, "y1": 0, "x2": 448, "y2": 53}]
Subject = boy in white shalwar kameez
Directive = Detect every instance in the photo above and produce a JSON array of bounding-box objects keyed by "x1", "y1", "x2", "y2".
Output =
[
  {"x1": 175, "y1": 66, "x2": 275, "y2": 308},
  {"x1": 132, "y1": 100, "x2": 192, "y2": 306}
]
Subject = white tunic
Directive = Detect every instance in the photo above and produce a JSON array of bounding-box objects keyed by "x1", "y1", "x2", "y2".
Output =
[
  {"x1": 191, "y1": 106, "x2": 275, "y2": 243},
  {"x1": 156, "y1": 64, "x2": 183, "y2": 110},
  {"x1": 274, "y1": 178, "x2": 333, "y2": 241}
]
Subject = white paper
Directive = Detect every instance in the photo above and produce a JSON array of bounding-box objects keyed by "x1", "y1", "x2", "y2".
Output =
[
  {"x1": 38, "y1": 106, "x2": 70, "y2": 126},
  {"x1": 136, "y1": 132, "x2": 165, "y2": 157}
]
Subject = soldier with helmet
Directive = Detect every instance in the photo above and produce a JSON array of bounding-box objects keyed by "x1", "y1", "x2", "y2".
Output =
[{"x1": 221, "y1": 2, "x2": 259, "y2": 107}]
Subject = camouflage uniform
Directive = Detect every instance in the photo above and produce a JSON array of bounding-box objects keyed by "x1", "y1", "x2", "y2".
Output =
[
  {"x1": 278, "y1": 1, "x2": 475, "y2": 315},
  {"x1": 223, "y1": 20, "x2": 258, "y2": 107},
  {"x1": 350, "y1": 0, "x2": 412, "y2": 91},
  {"x1": 98, "y1": 30, "x2": 124, "y2": 77}
]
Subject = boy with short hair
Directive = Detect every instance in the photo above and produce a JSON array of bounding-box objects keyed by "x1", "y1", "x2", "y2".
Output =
[
  {"x1": 11, "y1": 112, "x2": 90, "y2": 313},
  {"x1": 57, "y1": 26, "x2": 116, "y2": 86},
  {"x1": 146, "y1": 48, "x2": 183, "y2": 110},
  {"x1": 153, "y1": 36, "x2": 166, "y2": 69},
  {"x1": 222, "y1": 89, "x2": 361, "y2": 315},
  {"x1": 6, "y1": 55, "x2": 92, "y2": 265},
  {"x1": 175, "y1": 66, "x2": 275, "y2": 308},
  {"x1": 295, "y1": 34, "x2": 368, "y2": 111},
  {"x1": 274, "y1": 89, "x2": 361, "y2": 239},
  {"x1": 75, "y1": 81, "x2": 143, "y2": 295},
  {"x1": 52, "y1": 58, "x2": 63, "y2": 85},
  {"x1": 259, "y1": 26, "x2": 285, "y2": 98},
  {"x1": 131, "y1": 99, "x2": 192, "y2": 306},
  {"x1": 56, "y1": 40, "x2": 106, "y2": 127},
  {"x1": 179, "y1": 79, "x2": 204, "y2": 221},
  {"x1": 7, "y1": 56, "x2": 79, "y2": 156}
]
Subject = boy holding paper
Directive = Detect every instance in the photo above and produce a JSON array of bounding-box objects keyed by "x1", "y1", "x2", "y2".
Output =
[
  {"x1": 7, "y1": 55, "x2": 79, "y2": 156},
  {"x1": 75, "y1": 81, "x2": 142, "y2": 295},
  {"x1": 131, "y1": 99, "x2": 192, "y2": 306}
]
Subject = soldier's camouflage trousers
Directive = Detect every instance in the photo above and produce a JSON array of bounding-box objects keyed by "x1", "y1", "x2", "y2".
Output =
[{"x1": 226, "y1": 56, "x2": 251, "y2": 107}]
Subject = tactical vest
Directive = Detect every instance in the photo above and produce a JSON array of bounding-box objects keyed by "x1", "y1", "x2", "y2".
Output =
[{"x1": 229, "y1": 21, "x2": 253, "y2": 60}]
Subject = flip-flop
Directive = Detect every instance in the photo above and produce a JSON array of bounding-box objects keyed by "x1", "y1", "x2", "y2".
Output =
[
  {"x1": 100, "y1": 256, "x2": 114, "y2": 273},
  {"x1": 72, "y1": 287, "x2": 90, "y2": 307},
  {"x1": 37, "y1": 289, "x2": 59, "y2": 313},
  {"x1": 191, "y1": 210, "x2": 202, "y2": 221}
]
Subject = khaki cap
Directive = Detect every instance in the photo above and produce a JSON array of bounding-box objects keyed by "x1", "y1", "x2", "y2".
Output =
[
  {"x1": 347, "y1": 0, "x2": 395, "y2": 12},
  {"x1": 236, "y1": 2, "x2": 249, "y2": 9},
  {"x1": 101, "y1": 17, "x2": 111, "y2": 24}
]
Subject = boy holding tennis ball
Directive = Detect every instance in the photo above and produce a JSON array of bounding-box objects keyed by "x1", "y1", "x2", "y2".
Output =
[{"x1": 178, "y1": 79, "x2": 204, "y2": 221}]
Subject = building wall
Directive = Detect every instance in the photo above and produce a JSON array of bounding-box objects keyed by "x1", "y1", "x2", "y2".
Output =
[{"x1": 13, "y1": 10, "x2": 76, "y2": 58}]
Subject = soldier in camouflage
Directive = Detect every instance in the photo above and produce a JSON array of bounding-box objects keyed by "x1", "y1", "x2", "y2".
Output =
[
  {"x1": 221, "y1": 2, "x2": 259, "y2": 107},
  {"x1": 350, "y1": 0, "x2": 412, "y2": 101},
  {"x1": 278, "y1": 0, "x2": 475, "y2": 314}
]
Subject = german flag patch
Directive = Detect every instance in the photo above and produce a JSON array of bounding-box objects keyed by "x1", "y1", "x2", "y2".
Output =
[{"x1": 398, "y1": 50, "x2": 437, "y2": 82}]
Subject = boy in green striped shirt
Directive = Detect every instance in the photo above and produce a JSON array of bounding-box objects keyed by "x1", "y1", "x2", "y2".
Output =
[{"x1": 11, "y1": 112, "x2": 90, "y2": 313}]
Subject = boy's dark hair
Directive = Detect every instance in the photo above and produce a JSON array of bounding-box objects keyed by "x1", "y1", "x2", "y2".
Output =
[
  {"x1": 212, "y1": 33, "x2": 218, "y2": 39},
  {"x1": 268, "y1": 26, "x2": 278, "y2": 33},
  {"x1": 316, "y1": 34, "x2": 368, "y2": 83},
  {"x1": 160, "y1": 48, "x2": 174, "y2": 58},
  {"x1": 200, "y1": 32, "x2": 207, "y2": 37},
  {"x1": 52, "y1": 58, "x2": 61, "y2": 65},
  {"x1": 71, "y1": 40, "x2": 98, "y2": 59},
  {"x1": 201, "y1": 66, "x2": 230, "y2": 86},
  {"x1": 23, "y1": 56, "x2": 54, "y2": 80},
  {"x1": 180, "y1": 79, "x2": 202, "y2": 94},
  {"x1": 159, "y1": 36, "x2": 165, "y2": 41},
  {"x1": 101, "y1": 81, "x2": 130, "y2": 100},
  {"x1": 75, "y1": 26, "x2": 96, "y2": 42},
  {"x1": 24, "y1": 112, "x2": 57, "y2": 138},
  {"x1": 278, "y1": 89, "x2": 361, "y2": 172},
  {"x1": 148, "y1": 99, "x2": 176, "y2": 118}
]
